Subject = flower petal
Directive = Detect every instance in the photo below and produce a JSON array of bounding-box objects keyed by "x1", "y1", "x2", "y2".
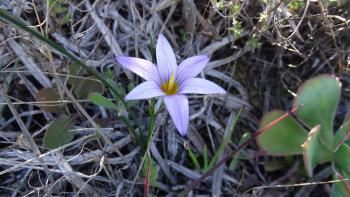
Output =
[
  {"x1": 156, "y1": 34, "x2": 177, "y2": 82},
  {"x1": 116, "y1": 56, "x2": 160, "y2": 82},
  {"x1": 164, "y1": 95, "x2": 189, "y2": 136},
  {"x1": 176, "y1": 55, "x2": 209, "y2": 83},
  {"x1": 125, "y1": 81, "x2": 165, "y2": 100},
  {"x1": 179, "y1": 78, "x2": 226, "y2": 95}
]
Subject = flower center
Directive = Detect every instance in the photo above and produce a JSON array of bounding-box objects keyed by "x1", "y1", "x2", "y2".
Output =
[{"x1": 161, "y1": 74, "x2": 179, "y2": 95}]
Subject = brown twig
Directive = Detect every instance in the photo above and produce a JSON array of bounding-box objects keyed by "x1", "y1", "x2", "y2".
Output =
[{"x1": 179, "y1": 106, "x2": 298, "y2": 196}]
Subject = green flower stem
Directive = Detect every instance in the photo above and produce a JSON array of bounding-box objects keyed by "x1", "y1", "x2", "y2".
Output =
[{"x1": 144, "y1": 99, "x2": 157, "y2": 151}]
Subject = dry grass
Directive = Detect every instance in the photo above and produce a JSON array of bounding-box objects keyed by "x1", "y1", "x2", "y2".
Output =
[{"x1": 0, "y1": 0, "x2": 349, "y2": 196}]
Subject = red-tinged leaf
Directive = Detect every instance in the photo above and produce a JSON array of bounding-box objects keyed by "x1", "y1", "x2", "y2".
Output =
[
  {"x1": 256, "y1": 110, "x2": 308, "y2": 156},
  {"x1": 144, "y1": 155, "x2": 150, "y2": 197},
  {"x1": 181, "y1": 108, "x2": 298, "y2": 195},
  {"x1": 142, "y1": 154, "x2": 157, "y2": 196}
]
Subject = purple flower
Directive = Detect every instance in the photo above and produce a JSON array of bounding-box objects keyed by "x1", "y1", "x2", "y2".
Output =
[{"x1": 116, "y1": 34, "x2": 226, "y2": 136}]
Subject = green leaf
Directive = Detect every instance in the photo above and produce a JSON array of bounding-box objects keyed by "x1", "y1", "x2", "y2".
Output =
[
  {"x1": 294, "y1": 75, "x2": 341, "y2": 149},
  {"x1": 334, "y1": 144, "x2": 350, "y2": 175},
  {"x1": 128, "y1": 82, "x2": 135, "y2": 92},
  {"x1": 188, "y1": 148, "x2": 201, "y2": 171},
  {"x1": 89, "y1": 92, "x2": 118, "y2": 110},
  {"x1": 105, "y1": 68, "x2": 115, "y2": 80},
  {"x1": 302, "y1": 125, "x2": 332, "y2": 177},
  {"x1": 333, "y1": 144, "x2": 350, "y2": 196},
  {"x1": 331, "y1": 173, "x2": 350, "y2": 197},
  {"x1": 341, "y1": 104, "x2": 350, "y2": 147},
  {"x1": 61, "y1": 13, "x2": 72, "y2": 24},
  {"x1": 143, "y1": 155, "x2": 158, "y2": 183},
  {"x1": 67, "y1": 62, "x2": 81, "y2": 87},
  {"x1": 73, "y1": 77, "x2": 104, "y2": 98},
  {"x1": 207, "y1": 142, "x2": 225, "y2": 171},
  {"x1": 68, "y1": 65, "x2": 105, "y2": 99},
  {"x1": 334, "y1": 119, "x2": 350, "y2": 151},
  {"x1": 68, "y1": 61, "x2": 80, "y2": 73},
  {"x1": 35, "y1": 88, "x2": 61, "y2": 113},
  {"x1": 203, "y1": 145, "x2": 209, "y2": 171},
  {"x1": 229, "y1": 132, "x2": 250, "y2": 171},
  {"x1": 264, "y1": 159, "x2": 288, "y2": 172},
  {"x1": 257, "y1": 110, "x2": 308, "y2": 155},
  {"x1": 106, "y1": 78, "x2": 125, "y2": 98},
  {"x1": 0, "y1": 10, "x2": 126, "y2": 106},
  {"x1": 43, "y1": 115, "x2": 75, "y2": 150},
  {"x1": 0, "y1": 9, "x2": 139, "y2": 146},
  {"x1": 208, "y1": 108, "x2": 242, "y2": 170}
]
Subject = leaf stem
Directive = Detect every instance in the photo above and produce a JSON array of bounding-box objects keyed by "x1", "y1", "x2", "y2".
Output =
[{"x1": 179, "y1": 106, "x2": 298, "y2": 196}]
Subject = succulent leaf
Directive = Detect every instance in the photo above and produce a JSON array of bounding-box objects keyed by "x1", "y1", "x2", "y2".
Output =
[
  {"x1": 333, "y1": 144, "x2": 350, "y2": 196},
  {"x1": 334, "y1": 120, "x2": 350, "y2": 151},
  {"x1": 294, "y1": 75, "x2": 341, "y2": 150},
  {"x1": 331, "y1": 172, "x2": 350, "y2": 197},
  {"x1": 334, "y1": 144, "x2": 350, "y2": 175},
  {"x1": 256, "y1": 110, "x2": 308, "y2": 156},
  {"x1": 302, "y1": 125, "x2": 332, "y2": 177}
]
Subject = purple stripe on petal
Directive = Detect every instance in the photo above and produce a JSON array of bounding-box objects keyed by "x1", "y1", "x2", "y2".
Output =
[
  {"x1": 125, "y1": 81, "x2": 165, "y2": 100},
  {"x1": 156, "y1": 34, "x2": 177, "y2": 83},
  {"x1": 179, "y1": 78, "x2": 226, "y2": 95},
  {"x1": 164, "y1": 95, "x2": 189, "y2": 136},
  {"x1": 116, "y1": 56, "x2": 160, "y2": 83},
  {"x1": 176, "y1": 55, "x2": 209, "y2": 84}
]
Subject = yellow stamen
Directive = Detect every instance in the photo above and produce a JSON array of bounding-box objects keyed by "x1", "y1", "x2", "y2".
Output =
[{"x1": 161, "y1": 74, "x2": 179, "y2": 95}]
